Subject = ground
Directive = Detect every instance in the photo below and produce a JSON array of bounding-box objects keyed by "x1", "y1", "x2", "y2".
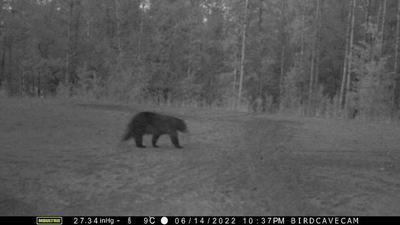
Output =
[{"x1": 0, "y1": 98, "x2": 399, "y2": 215}]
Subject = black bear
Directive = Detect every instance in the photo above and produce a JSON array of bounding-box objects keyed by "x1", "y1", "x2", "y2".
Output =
[{"x1": 122, "y1": 111, "x2": 188, "y2": 148}]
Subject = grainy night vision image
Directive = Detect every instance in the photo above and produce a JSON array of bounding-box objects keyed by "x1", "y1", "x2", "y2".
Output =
[{"x1": 0, "y1": 0, "x2": 400, "y2": 216}]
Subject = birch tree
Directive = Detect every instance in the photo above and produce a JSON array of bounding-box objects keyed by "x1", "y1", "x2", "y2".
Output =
[
  {"x1": 237, "y1": 0, "x2": 249, "y2": 108},
  {"x1": 344, "y1": 0, "x2": 356, "y2": 114},
  {"x1": 339, "y1": 0, "x2": 356, "y2": 113}
]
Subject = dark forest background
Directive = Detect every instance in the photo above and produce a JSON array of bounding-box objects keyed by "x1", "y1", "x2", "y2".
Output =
[{"x1": 1, "y1": 0, "x2": 400, "y2": 119}]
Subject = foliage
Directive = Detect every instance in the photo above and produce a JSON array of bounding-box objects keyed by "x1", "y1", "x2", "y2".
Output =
[
  {"x1": 351, "y1": 23, "x2": 393, "y2": 119},
  {"x1": 0, "y1": 0, "x2": 399, "y2": 118}
]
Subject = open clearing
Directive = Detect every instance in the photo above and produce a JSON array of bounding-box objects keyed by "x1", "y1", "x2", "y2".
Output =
[{"x1": 0, "y1": 98, "x2": 400, "y2": 215}]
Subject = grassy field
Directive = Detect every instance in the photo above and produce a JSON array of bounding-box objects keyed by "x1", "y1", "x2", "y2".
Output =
[{"x1": 0, "y1": 98, "x2": 399, "y2": 215}]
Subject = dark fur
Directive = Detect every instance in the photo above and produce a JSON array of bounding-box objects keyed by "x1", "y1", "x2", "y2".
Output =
[{"x1": 122, "y1": 111, "x2": 188, "y2": 148}]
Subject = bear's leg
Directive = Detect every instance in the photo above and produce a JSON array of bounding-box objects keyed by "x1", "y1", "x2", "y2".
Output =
[
  {"x1": 134, "y1": 135, "x2": 146, "y2": 148},
  {"x1": 169, "y1": 132, "x2": 182, "y2": 148},
  {"x1": 152, "y1": 133, "x2": 161, "y2": 148}
]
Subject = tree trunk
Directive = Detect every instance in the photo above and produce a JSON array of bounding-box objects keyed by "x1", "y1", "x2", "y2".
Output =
[
  {"x1": 280, "y1": 44, "x2": 285, "y2": 100},
  {"x1": 114, "y1": 0, "x2": 122, "y2": 61},
  {"x1": 65, "y1": 0, "x2": 73, "y2": 85},
  {"x1": 364, "y1": 0, "x2": 371, "y2": 43},
  {"x1": 137, "y1": 0, "x2": 144, "y2": 61},
  {"x1": 20, "y1": 70, "x2": 25, "y2": 96},
  {"x1": 7, "y1": 44, "x2": 12, "y2": 94},
  {"x1": 258, "y1": 0, "x2": 263, "y2": 31},
  {"x1": 279, "y1": 0, "x2": 287, "y2": 109},
  {"x1": 237, "y1": 0, "x2": 249, "y2": 109},
  {"x1": 308, "y1": 0, "x2": 320, "y2": 115},
  {"x1": 377, "y1": 0, "x2": 382, "y2": 33},
  {"x1": 0, "y1": 9, "x2": 4, "y2": 89},
  {"x1": 394, "y1": 0, "x2": 400, "y2": 111},
  {"x1": 65, "y1": 0, "x2": 81, "y2": 86},
  {"x1": 315, "y1": 0, "x2": 323, "y2": 99},
  {"x1": 339, "y1": 0, "x2": 353, "y2": 110},
  {"x1": 344, "y1": 0, "x2": 356, "y2": 115},
  {"x1": 300, "y1": 0, "x2": 306, "y2": 57},
  {"x1": 0, "y1": 47, "x2": 5, "y2": 88},
  {"x1": 72, "y1": 0, "x2": 81, "y2": 85},
  {"x1": 258, "y1": 0, "x2": 264, "y2": 111},
  {"x1": 232, "y1": 30, "x2": 241, "y2": 110},
  {"x1": 232, "y1": 61, "x2": 238, "y2": 109},
  {"x1": 379, "y1": 0, "x2": 387, "y2": 56},
  {"x1": 37, "y1": 72, "x2": 41, "y2": 97}
]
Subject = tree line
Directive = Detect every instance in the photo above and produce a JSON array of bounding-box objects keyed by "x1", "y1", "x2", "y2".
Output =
[{"x1": 1, "y1": 0, "x2": 400, "y2": 119}]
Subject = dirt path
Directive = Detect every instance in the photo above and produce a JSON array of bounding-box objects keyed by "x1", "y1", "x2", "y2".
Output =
[{"x1": 1, "y1": 99, "x2": 399, "y2": 215}]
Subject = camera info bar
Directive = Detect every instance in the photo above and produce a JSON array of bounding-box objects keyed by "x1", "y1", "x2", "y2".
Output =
[{"x1": 0, "y1": 216, "x2": 398, "y2": 225}]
